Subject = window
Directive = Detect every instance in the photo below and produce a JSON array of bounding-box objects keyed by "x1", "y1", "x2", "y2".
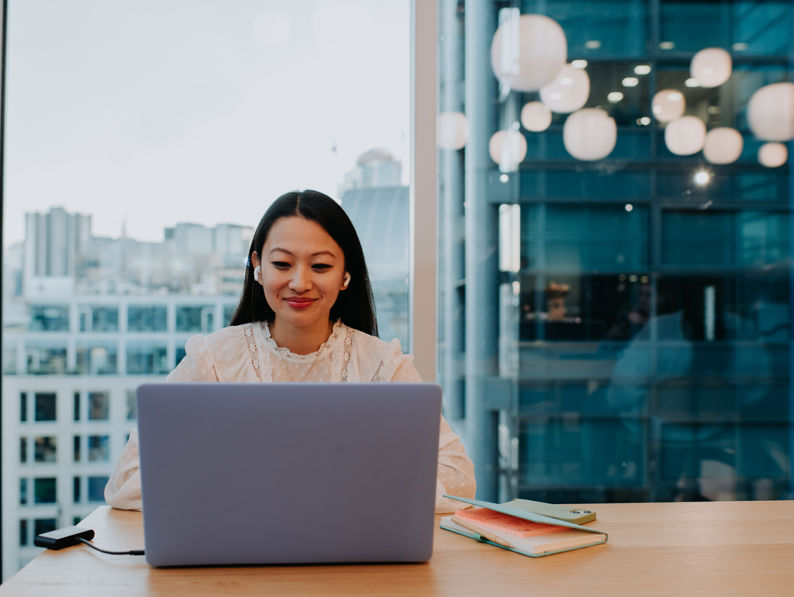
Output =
[
  {"x1": 3, "y1": 0, "x2": 410, "y2": 578},
  {"x1": 33, "y1": 519, "x2": 57, "y2": 538},
  {"x1": 127, "y1": 306, "x2": 167, "y2": 332},
  {"x1": 176, "y1": 305, "x2": 214, "y2": 333},
  {"x1": 33, "y1": 478, "x2": 56, "y2": 504},
  {"x1": 126, "y1": 342, "x2": 169, "y2": 375},
  {"x1": 29, "y1": 305, "x2": 69, "y2": 332},
  {"x1": 79, "y1": 306, "x2": 119, "y2": 332},
  {"x1": 88, "y1": 392, "x2": 110, "y2": 421},
  {"x1": 73, "y1": 477, "x2": 81, "y2": 503},
  {"x1": 19, "y1": 479, "x2": 27, "y2": 505},
  {"x1": 19, "y1": 438, "x2": 27, "y2": 464},
  {"x1": 75, "y1": 343, "x2": 119, "y2": 375},
  {"x1": 34, "y1": 393, "x2": 56, "y2": 422},
  {"x1": 126, "y1": 390, "x2": 137, "y2": 421},
  {"x1": 87, "y1": 436, "x2": 110, "y2": 462},
  {"x1": 87, "y1": 477, "x2": 109, "y2": 503},
  {"x1": 25, "y1": 344, "x2": 67, "y2": 375},
  {"x1": 19, "y1": 520, "x2": 28, "y2": 547},
  {"x1": 33, "y1": 437, "x2": 56, "y2": 463}
]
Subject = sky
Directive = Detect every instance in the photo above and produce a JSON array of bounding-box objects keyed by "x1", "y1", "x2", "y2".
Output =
[{"x1": 3, "y1": 0, "x2": 410, "y2": 246}]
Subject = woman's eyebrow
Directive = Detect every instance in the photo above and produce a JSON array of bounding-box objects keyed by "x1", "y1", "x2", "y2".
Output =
[{"x1": 268, "y1": 247, "x2": 337, "y2": 258}]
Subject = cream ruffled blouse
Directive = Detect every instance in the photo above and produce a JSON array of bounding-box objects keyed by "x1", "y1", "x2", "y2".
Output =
[{"x1": 105, "y1": 321, "x2": 476, "y2": 513}]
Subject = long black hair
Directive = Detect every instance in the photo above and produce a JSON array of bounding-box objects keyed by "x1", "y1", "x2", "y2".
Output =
[{"x1": 229, "y1": 190, "x2": 378, "y2": 336}]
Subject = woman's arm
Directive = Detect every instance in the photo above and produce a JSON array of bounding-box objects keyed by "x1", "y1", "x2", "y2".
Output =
[
  {"x1": 104, "y1": 336, "x2": 218, "y2": 510},
  {"x1": 390, "y1": 357, "x2": 477, "y2": 513}
]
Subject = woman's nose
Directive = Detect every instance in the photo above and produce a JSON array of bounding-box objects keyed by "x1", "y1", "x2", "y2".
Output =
[{"x1": 288, "y1": 266, "x2": 312, "y2": 291}]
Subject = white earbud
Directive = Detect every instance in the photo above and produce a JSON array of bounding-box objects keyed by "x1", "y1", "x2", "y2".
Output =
[
  {"x1": 254, "y1": 265, "x2": 261, "y2": 282},
  {"x1": 342, "y1": 272, "x2": 351, "y2": 288}
]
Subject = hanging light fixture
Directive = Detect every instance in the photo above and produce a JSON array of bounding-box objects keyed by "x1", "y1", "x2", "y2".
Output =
[
  {"x1": 758, "y1": 142, "x2": 788, "y2": 168},
  {"x1": 539, "y1": 63, "x2": 590, "y2": 113},
  {"x1": 651, "y1": 89, "x2": 686, "y2": 122},
  {"x1": 664, "y1": 116, "x2": 706, "y2": 156},
  {"x1": 437, "y1": 111, "x2": 469, "y2": 150},
  {"x1": 489, "y1": 129, "x2": 528, "y2": 172},
  {"x1": 490, "y1": 14, "x2": 567, "y2": 92},
  {"x1": 520, "y1": 101, "x2": 552, "y2": 132},
  {"x1": 747, "y1": 82, "x2": 794, "y2": 142},
  {"x1": 690, "y1": 48, "x2": 732, "y2": 88},
  {"x1": 703, "y1": 127, "x2": 743, "y2": 164},
  {"x1": 562, "y1": 108, "x2": 617, "y2": 161}
]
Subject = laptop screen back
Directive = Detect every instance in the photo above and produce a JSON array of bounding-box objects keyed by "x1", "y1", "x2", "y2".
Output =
[{"x1": 136, "y1": 382, "x2": 441, "y2": 566}]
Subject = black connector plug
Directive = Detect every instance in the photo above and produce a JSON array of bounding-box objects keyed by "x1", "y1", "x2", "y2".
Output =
[{"x1": 34, "y1": 526, "x2": 95, "y2": 550}]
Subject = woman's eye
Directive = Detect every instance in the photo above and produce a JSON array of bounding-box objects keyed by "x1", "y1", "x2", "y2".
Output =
[
  {"x1": 312, "y1": 264, "x2": 332, "y2": 271},
  {"x1": 271, "y1": 261, "x2": 290, "y2": 270}
]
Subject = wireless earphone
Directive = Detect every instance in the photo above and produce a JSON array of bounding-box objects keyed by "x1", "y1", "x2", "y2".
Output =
[
  {"x1": 254, "y1": 265, "x2": 261, "y2": 281},
  {"x1": 342, "y1": 272, "x2": 351, "y2": 288}
]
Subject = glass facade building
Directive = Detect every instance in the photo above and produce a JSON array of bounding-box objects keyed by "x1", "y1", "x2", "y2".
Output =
[{"x1": 438, "y1": 0, "x2": 793, "y2": 502}]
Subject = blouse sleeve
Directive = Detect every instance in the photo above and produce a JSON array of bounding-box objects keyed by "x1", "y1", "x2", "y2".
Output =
[
  {"x1": 104, "y1": 335, "x2": 218, "y2": 510},
  {"x1": 388, "y1": 353, "x2": 477, "y2": 513}
]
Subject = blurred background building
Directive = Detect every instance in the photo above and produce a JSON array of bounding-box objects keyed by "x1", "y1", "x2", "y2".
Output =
[{"x1": 437, "y1": 0, "x2": 792, "y2": 505}]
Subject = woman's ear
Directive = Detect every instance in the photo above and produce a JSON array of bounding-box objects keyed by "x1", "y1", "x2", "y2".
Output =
[{"x1": 251, "y1": 252, "x2": 262, "y2": 285}]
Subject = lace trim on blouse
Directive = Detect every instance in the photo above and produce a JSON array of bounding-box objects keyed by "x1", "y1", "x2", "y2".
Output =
[
  {"x1": 246, "y1": 320, "x2": 352, "y2": 383},
  {"x1": 261, "y1": 320, "x2": 343, "y2": 361}
]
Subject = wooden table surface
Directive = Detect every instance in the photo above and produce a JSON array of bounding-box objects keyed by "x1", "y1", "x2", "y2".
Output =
[{"x1": 3, "y1": 501, "x2": 794, "y2": 596}]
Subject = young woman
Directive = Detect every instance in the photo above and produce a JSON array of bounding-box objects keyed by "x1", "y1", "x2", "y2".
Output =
[{"x1": 105, "y1": 190, "x2": 476, "y2": 512}]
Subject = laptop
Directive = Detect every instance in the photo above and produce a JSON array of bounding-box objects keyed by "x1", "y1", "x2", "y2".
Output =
[{"x1": 136, "y1": 382, "x2": 442, "y2": 567}]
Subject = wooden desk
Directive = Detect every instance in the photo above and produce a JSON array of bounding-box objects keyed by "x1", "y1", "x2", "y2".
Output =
[{"x1": 2, "y1": 501, "x2": 794, "y2": 596}]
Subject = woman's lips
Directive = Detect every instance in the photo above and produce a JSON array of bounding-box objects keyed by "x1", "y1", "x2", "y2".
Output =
[{"x1": 285, "y1": 297, "x2": 315, "y2": 309}]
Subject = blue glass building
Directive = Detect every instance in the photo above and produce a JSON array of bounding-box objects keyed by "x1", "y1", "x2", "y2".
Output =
[{"x1": 437, "y1": 0, "x2": 793, "y2": 503}]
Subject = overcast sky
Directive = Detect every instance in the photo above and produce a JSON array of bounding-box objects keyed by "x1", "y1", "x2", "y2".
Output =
[{"x1": 3, "y1": 0, "x2": 409, "y2": 246}]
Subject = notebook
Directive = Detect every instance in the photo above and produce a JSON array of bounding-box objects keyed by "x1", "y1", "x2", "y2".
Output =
[
  {"x1": 136, "y1": 382, "x2": 442, "y2": 567},
  {"x1": 440, "y1": 495, "x2": 607, "y2": 557}
]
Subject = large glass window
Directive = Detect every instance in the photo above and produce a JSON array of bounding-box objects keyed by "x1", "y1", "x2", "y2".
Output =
[
  {"x1": 2, "y1": 0, "x2": 410, "y2": 577},
  {"x1": 437, "y1": 0, "x2": 792, "y2": 503}
]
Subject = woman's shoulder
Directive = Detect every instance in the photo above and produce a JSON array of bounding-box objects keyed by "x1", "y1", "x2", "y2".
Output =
[
  {"x1": 343, "y1": 324, "x2": 419, "y2": 381},
  {"x1": 346, "y1": 324, "x2": 403, "y2": 354},
  {"x1": 185, "y1": 323, "x2": 255, "y2": 353}
]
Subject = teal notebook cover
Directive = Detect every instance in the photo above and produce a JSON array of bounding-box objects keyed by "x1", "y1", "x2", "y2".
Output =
[{"x1": 440, "y1": 495, "x2": 608, "y2": 558}]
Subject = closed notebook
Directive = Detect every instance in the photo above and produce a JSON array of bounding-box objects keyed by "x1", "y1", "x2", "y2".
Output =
[{"x1": 440, "y1": 495, "x2": 607, "y2": 557}]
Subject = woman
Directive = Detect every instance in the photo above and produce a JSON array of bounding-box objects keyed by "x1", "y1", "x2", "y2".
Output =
[{"x1": 105, "y1": 189, "x2": 476, "y2": 512}]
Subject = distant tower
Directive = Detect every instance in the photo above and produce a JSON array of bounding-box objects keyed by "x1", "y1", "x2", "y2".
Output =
[
  {"x1": 338, "y1": 148, "x2": 402, "y2": 196},
  {"x1": 23, "y1": 207, "x2": 91, "y2": 278}
]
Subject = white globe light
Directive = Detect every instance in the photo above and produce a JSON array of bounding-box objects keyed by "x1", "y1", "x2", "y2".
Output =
[
  {"x1": 690, "y1": 47, "x2": 732, "y2": 88},
  {"x1": 651, "y1": 89, "x2": 686, "y2": 122},
  {"x1": 437, "y1": 111, "x2": 468, "y2": 150},
  {"x1": 491, "y1": 14, "x2": 567, "y2": 92},
  {"x1": 520, "y1": 101, "x2": 552, "y2": 132},
  {"x1": 664, "y1": 116, "x2": 706, "y2": 156},
  {"x1": 703, "y1": 127, "x2": 743, "y2": 164},
  {"x1": 489, "y1": 129, "x2": 528, "y2": 172},
  {"x1": 539, "y1": 63, "x2": 590, "y2": 113},
  {"x1": 747, "y1": 82, "x2": 794, "y2": 142},
  {"x1": 758, "y1": 142, "x2": 788, "y2": 168},
  {"x1": 562, "y1": 108, "x2": 617, "y2": 161}
]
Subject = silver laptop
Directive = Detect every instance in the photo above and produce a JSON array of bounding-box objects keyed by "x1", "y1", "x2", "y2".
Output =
[{"x1": 136, "y1": 382, "x2": 441, "y2": 567}]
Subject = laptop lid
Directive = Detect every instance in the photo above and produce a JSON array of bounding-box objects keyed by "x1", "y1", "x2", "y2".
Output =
[{"x1": 136, "y1": 382, "x2": 441, "y2": 566}]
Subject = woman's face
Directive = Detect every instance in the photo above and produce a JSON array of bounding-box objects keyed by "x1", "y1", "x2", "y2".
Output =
[{"x1": 253, "y1": 216, "x2": 347, "y2": 333}]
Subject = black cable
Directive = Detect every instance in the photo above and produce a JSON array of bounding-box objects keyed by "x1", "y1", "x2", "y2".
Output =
[{"x1": 77, "y1": 538, "x2": 145, "y2": 556}]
